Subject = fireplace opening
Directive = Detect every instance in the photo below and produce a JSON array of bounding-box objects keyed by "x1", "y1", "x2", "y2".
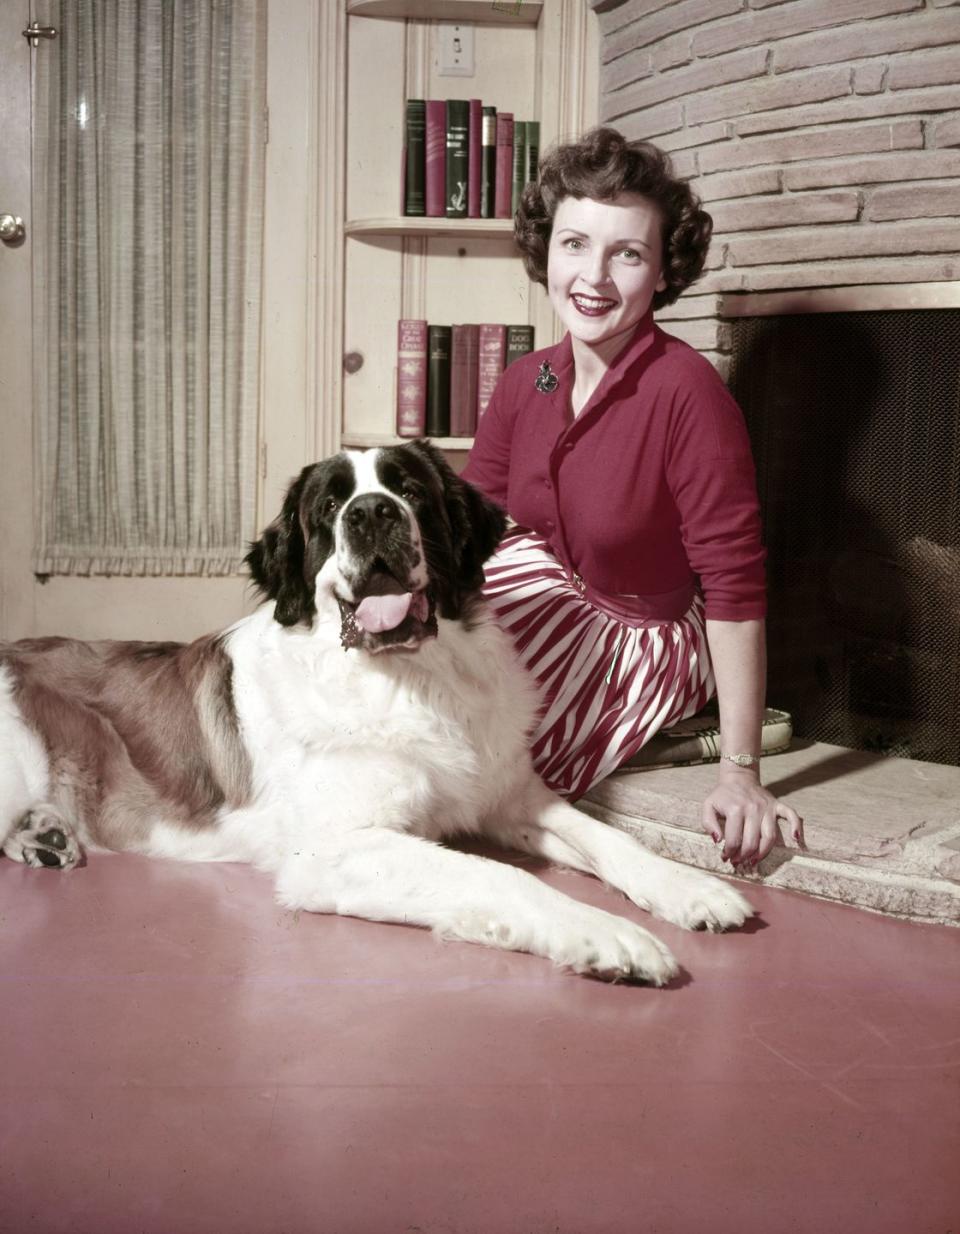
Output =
[{"x1": 726, "y1": 305, "x2": 960, "y2": 767}]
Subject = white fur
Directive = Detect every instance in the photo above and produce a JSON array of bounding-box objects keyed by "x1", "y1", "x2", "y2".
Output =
[
  {"x1": 174, "y1": 597, "x2": 749, "y2": 982},
  {"x1": 0, "y1": 448, "x2": 753, "y2": 982},
  {"x1": 0, "y1": 667, "x2": 51, "y2": 820}
]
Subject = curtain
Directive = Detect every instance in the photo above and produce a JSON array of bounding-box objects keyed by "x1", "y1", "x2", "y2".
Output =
[{"x1": 32, "y1": 0, "x2": 266, "y2": 576}]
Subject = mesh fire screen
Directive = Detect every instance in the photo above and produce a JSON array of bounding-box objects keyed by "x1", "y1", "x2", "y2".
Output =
[{"x1": 727, "y1": 308, "x2": 960, "y2": 766}]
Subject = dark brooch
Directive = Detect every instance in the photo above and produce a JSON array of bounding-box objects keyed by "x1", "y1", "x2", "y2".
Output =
[{"x1": 534, "y1": 361, "x2": 559, "y2": 394}]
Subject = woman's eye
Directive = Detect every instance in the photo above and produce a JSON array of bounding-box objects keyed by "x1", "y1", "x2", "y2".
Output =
[
  {"x1": 565, "y1": 238, "x2": 583, "y2": 251},
  {"x1": 620, "y1": 248, "x2": 641, "y2": 261}
]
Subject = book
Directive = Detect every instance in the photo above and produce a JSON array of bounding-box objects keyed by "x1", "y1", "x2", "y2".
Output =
[
  {"x1": 494, "y1": 112, "x2": 514, "y2": 219},
  {"x1": 480, "y1": 106, "x2": 497, "y2": 219},
  {"x1": 505, "y1": 324, "x2": 535, "y2": 367},
  {"x1": 425, "y1": 100, "x2": 446, "y2": 218},
  {"x1": 449, "y1": 325, "x2": 480, "y2": 438},
  {"x1": 524, "y1": 119, "x2": 540, "y2": 189},
  {"x1": 445, "y1": 99, "x2": 469, "y2": 219},
  {"x1": 477, "y1": 323, "x2": 506, "y2": 420},
  {"x1": 404, "y1": 99, "x2": 426, "y2": 217},
  {"x1": 426, "y1": 325, "x2": 452, "y2": 437},
  {"x1": 620, "y1": 707, "x2": 793, "y2": 773},
  {"x1": 467, "y1": 99, "x2": 482, "y2": 219},
  {"x1": 396, "y1": 319, "x2": 428, "y2": 437},
  {"x1": 511, "y1": 120, "x2": 528, "y2": 215}
]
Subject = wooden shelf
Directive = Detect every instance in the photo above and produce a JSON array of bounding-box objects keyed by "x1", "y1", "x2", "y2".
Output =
[
  {"x1": 346, "y1": 217, "x2": 515, "y2": 240},
  {"x1": 341, "y1": 432, "x2": 474, "y2": 450},
  {"x1": 347, "y1": 0, "x2": 542, "y2": 26}
]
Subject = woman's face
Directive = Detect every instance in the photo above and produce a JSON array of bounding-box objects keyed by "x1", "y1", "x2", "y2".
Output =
[{"x1": 546, "y1": 192, "x2": 667, "y2": 361}]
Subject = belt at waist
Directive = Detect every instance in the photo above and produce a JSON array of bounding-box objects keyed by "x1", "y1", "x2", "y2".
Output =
[{"x1": 569, "y1": 570, "x2": 697, "y2": 627}]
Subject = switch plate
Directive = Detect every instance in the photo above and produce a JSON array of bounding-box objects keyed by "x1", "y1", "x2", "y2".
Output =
[{"x1": 438, "y1": 22, "x2": 474, "y2": 77}]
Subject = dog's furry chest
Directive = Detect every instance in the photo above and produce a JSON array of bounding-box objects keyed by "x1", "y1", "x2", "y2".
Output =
[{"x1": 229, "y1": 608, "x2": 541, "y2": 838}]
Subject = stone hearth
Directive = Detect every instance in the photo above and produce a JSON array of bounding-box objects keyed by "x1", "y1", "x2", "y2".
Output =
[{"x1": 580, "y1": 741, "x2": 960, "y2": 926}]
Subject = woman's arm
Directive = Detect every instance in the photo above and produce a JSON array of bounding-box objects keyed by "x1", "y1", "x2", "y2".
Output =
[{"x1": 702, "y1": 618, "x2": 804, "y2": 866}]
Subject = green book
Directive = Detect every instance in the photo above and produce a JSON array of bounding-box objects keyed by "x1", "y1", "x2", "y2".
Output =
[
  {"x1": 511, "y1": 120, "x2": 528, "y2": 214},
  {"x1": 505, "y1": 324, "x2": 535, "y2": 367},
  {"x1": 426, "y1": 325, "x2": 452, "y2": 437},
  {"x1": 404, "y1": 99, "x2": 426, "y2": 217},
  {"x1": 524, "y1": 120, "x2": 540, "y2": 188},
  {"x1": 445, "y1": 100, "x2": 469, "y2": 219},
  {"x1": 621, "y1": 707, "x2": 793, "y2": 772}
]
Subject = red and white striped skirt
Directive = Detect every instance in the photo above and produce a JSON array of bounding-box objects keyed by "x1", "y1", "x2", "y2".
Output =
[{"x1": 482, "y1": 530, "x2": 715, "y2": 800}]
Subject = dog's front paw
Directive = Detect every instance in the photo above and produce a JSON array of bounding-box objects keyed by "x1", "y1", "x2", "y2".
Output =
[
  {"x1": 549, "y1": 908, "x2": 679, "y2": 985},
  {"x1": 3, "y1": 805, "x2": 82, "y2": 870},
  {"x1": 648, "y1": 868, "x2": 753, "y2": 932}
]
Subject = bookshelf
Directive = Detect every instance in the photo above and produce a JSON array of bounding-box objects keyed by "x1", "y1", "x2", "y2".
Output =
[
  {"x1": 346, "y1": 217, "x2": 515, "y2": 240},
  {"x1": 340, "y1": 0, "x2": 597, "y2": 451},
  {"x1": 347, "y1": 1, "x2": 543, "y2": 25}
]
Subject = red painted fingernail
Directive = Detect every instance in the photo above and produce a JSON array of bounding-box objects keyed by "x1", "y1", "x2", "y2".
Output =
[{"x1": 711, "y1": 832, "x2": 721, "y2": 844}]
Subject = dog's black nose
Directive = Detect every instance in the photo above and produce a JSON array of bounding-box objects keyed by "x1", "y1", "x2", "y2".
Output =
[{"x1": 344, "y1": 493, "x2": 401, "y2": 530}]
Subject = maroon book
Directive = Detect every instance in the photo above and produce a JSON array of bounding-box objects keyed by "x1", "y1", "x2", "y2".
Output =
[
  {"x1": 425, "y1": 100, "x2": 446, "y2": 218},
  {"x1": 450, "y1": 324, "x2": 480, "y2": 438},
  {"x1": 477, "y1": 323, "x2": 507, "y2": 421},
  {"x1": 396, "y1": 319, "x2": 428, "y2": 437},
  {"x1": 494, "y1": 113, "x2": 514, "y2": 219},
  {"x1": 467, "y1": 99, "x2": 482, "y2": 219}
]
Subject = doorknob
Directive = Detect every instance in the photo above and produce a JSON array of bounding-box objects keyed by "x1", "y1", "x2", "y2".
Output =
[
  {"x1": 22, "y1": 22, "x2": 58, "y2": 47},
  {"x1": 0, "y1": 214, "x2": 26, "y2": 245}
]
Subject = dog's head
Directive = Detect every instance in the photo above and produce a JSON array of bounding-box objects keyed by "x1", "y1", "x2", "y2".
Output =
[{"x1": 245, "y1": 441, "x2": 507, "y2": 653}]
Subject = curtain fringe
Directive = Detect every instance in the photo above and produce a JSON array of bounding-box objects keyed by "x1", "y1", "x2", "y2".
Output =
[{"x1": 32, "y1": 551, "x2": 250, "y2": 578}]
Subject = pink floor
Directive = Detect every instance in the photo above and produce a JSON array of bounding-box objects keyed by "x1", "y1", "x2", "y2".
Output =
[{"x1": 1, "y1": 846, "x2": 958, "y2": 1234}]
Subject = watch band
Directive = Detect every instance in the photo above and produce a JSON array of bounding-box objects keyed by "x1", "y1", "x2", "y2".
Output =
[{"x1": 721, "y1": 752, "x2": 761, "y2": 768}]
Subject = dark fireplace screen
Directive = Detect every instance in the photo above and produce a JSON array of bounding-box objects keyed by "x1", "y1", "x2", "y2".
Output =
[{"x1": 727, "y1": 308, "x2": 960, "y2": 766}]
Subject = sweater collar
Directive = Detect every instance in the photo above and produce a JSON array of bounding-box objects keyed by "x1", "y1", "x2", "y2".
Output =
[{"x1": 548, "y1": 309, "x2": 659, "y2": 420}]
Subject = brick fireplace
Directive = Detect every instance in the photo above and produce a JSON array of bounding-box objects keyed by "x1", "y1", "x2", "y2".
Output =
[
  {"x1": 591, "y1": 0, "x2": 960, "y2": 765},
  {"x1": 724, "y1": 288, "x2": 960, "y2": 765},
  {"x1": 592, "y1": 0, "x2": 960, "y2": 367}
]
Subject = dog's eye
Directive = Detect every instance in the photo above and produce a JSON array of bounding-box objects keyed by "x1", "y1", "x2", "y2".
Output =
[
  {"x1": 322, "y1": 497, "x2": 339, "y2": 517},
  {"x1": 400, "y1": 486, "x2": 420, "y2": 503}
]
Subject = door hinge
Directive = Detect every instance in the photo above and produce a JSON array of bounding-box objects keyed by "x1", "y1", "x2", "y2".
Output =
[{"x1": 260, "y1": 441, "x2": 268, "y2": 480}]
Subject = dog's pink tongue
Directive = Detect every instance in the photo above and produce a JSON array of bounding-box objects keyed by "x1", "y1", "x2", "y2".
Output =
[{"x1": 355, "y1": 592, "x2": 414, "y2": 633}]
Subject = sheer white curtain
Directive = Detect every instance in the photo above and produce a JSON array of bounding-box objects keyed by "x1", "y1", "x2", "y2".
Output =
[{"x1": 32, "y1": 0, "x2": 266, "y2": 576}]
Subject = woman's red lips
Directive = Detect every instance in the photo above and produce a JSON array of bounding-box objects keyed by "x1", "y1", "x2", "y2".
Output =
[{"x1": 571, "y1": 293, "x2": 617, "y2": 316}]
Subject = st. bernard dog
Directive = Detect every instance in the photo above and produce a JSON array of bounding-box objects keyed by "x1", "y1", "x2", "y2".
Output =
[{"x1": 0, "y1": 441, "x2": 751, "y2": 983}]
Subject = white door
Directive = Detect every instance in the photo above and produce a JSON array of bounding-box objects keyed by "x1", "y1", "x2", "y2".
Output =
[{"x1": 0, "y1": 0, "x2": 342, "y2": 643}]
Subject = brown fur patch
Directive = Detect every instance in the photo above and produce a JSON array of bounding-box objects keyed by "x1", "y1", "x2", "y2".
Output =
[{"x1": 1, "y1": 634, "x2": 252, "y2": 850}]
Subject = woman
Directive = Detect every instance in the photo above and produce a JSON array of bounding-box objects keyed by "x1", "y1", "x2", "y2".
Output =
[{"x1": 462, "y1": 128, "x2": 803, "y2": 868}]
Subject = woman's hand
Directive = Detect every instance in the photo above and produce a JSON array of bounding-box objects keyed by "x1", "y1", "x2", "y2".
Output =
[{"x1": 702, "y1": 765, "x2": 804, "y2": 868}]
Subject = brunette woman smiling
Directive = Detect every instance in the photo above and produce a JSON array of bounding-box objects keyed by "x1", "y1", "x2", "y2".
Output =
[{"x1": 462, "y1": 127, "x2": 803, "y2": 869}]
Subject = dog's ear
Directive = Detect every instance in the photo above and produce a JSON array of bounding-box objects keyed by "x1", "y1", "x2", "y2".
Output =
[
  {"x1": 245, "y1": 467, "x2": 316, "y2": 627},
  {"x1": 410, "y1": 439, "x2": 507, "y2": 606}
]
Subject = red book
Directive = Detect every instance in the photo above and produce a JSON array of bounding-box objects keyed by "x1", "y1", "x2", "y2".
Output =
[
  {"x1": 494, "y1": 113, "x2": 514, "y2": 219},
  {"x1": 396, "y1": 319, "x2": 428, "y2": 437},
  {"x1": 450, "y1": 324, "x2": 480, "y2": 438},
  {"x1": 425, "y1": 100, "x2": 446, "y2": 218},
  {"x1": 467, "y1": 99, "x2": 482, "y2": 219},
  {"x1": 477, "y1": 323, "x2": 507, "y2": 421}
]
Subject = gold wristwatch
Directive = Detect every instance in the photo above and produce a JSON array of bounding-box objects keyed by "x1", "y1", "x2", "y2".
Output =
[{"x1": 721, "y1": 752, "x2": 761, "y2": 768}]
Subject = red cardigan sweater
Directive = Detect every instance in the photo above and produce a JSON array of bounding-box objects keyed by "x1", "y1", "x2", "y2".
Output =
[{"x1": 461, "y1": 312, "x2": 766, "y2": 623}]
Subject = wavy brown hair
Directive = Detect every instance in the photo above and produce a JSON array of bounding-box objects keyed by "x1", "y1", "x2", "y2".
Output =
[{"x1": 515, "y1": 127, "x2": 713, "y2": 310}]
